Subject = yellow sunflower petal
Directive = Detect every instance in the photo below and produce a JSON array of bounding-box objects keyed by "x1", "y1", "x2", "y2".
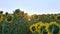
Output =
[
  {"x1": 29, "y1": 24, "x2": 36, "y2": 33},
  {"x1": 35, "y1": 22, "x2": 41, "y2": 33}
]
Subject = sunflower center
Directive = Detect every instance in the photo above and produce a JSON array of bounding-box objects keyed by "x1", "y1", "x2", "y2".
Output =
[
  {"x1": 7, "y1": 16, "x2": 12, "y2": 21},
  {"x1": 32, "y1": 26, "x2": 36, "y2": 31}
]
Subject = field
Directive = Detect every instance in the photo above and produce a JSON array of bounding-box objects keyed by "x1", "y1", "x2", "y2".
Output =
[{"x1": 0, "y1": 9, "x2": 60, "y2": 34}]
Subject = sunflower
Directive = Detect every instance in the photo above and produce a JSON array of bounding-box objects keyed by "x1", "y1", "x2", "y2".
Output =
[
  {"x1": 14, "y1": 9, "x2": 21, "y2": 16},
  {"x1": 47, "y1": 22, "x2": 59, "y2": 34},
  {"x1": 5, "y1": 14, "x2": 14, "y2": 24},
  {"x1": 55, "y1": 15, "x2": 60, "y2": 25},
  {"x1": 29, "y1": 24, "x2": 36, "y2": 33},
  {"x1": 36, "y1": 22, "x2": 45, "y2": 34},
  {"x1": 17, "y1": 11, "x2": 24, "y2": 16},
  {"x1": 32, "y1": 14, "x2": 39, "y2": 20},
  {"x1": 45, "y1": 23, "x2": 51, "y2": 34},
  {"x1": 55, "y1": 15, "x2": 60, "y2": 21},
  {"x1": 15, "y1": 9, "x2": 24, "y2": 16},
  {"x1": 35, "y1": 22, "x2": 41, "y2": 32},
  {"x1": 49, "y1": 14, "x2": 55, "y2": 20},
  {"x1": 0, "y1": 14, "x2": 3, "y2": 22},
  {"x1": 44, "y1": 14, "x2": 50, "y2": 18},
  {"x1": 35, "y1": 15, "x2": 39, "y2": 20}
]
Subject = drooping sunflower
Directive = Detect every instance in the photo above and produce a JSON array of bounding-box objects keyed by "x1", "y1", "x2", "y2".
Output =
[
  {"x1": 29, "y1": 24, "x2": 36, "y2": 33},
  {"x1": 5, "y1": 14, "x2": 14, "y2": 24},
  {"x1": 17, "y1": 11, "x2": 24, "y2": 16},
  {"x1": 14, "y1": 9, "x2": 24, "y2": 16},
  {"x1": 48, "y1": 22, "x2": 59, "y2": 34},
  {"x1": 0, "y1": 14, "x2": 3, "y2": 22}
]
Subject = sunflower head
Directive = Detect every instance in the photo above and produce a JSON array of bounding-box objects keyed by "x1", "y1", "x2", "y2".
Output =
[
  {"x1": 32, "y1": 14, "x2": 39, "y2": 20},
  {"x1": 5, "y1": 12, "x2": 8, "y2": 15},
  {"x1": 57, "y1": 16, "x2": 60, "y2": 20},
  {"x1": 48, "y1": 22, "x2": 60, "y2": 34},
  {"x1": 5, "y1": 14, "x2": 14, "y2": 24},
  {"x1": 48, "y1": 24, "x2": 59, "y2": 34},
  {"x1": 55, "y1": 15, "x2": 60, "y2": 21},
  {"x1": 35, "y1": 23, "x2": 41, "y2": 32},
  {"x1": 14, "y1": 9, "x2": 24, "y2": 16},
  {"x1": 29, "y1": 24, "x2": 36, "y2": 33},
  {"x1": 14, "y1": 9, "x2": 20, "y2": 14}
]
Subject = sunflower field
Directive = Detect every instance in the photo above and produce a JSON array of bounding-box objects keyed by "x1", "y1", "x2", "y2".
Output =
[{"x1": 0, "y1": 9, "x2": 60, "y2": 34}]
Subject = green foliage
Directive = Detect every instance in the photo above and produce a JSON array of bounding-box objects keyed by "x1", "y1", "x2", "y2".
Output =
[{"x1": 0, "y1": 9, "x2": 60, "y2": 34}]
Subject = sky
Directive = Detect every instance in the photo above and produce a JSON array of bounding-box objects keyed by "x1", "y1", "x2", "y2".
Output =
[{"x1": 0, "y1": 0, "x2": 60, "y2": 15}]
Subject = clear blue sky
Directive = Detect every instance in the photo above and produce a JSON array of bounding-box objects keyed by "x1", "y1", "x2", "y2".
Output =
[{"x1": 0, "y1": 0, "x2": 60, "y2": 15}]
